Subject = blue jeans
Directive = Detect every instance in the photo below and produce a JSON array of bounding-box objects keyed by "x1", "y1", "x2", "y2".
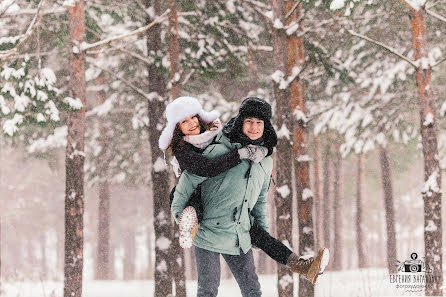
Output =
[{"x1": 194, "y1": 246, "x2": 262, "y2": 297}]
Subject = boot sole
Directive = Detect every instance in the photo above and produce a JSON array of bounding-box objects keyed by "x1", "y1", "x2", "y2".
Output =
[
  {"x1": 308, "y1": 248, "x2": 330, "y2": 285},
  {"x1": 178, "y1": 206, "x2": 198, "y2": 249}
]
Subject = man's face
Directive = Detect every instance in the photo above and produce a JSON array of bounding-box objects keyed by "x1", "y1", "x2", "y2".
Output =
[{"x1": 242, "y1": 117, "x2": 264, "y2": 140}]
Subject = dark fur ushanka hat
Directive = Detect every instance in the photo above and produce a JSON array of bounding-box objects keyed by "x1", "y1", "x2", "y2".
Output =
[{"x1": 223, "y1": 97, "x2": 278, "y2": 149}]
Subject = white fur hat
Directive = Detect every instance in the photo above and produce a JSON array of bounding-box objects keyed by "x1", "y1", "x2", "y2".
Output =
[{"x1": 158, "y1": 96, "x2": 220, "y2": 151}]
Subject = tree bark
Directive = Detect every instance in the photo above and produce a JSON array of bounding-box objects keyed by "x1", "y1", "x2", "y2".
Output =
[
  {"x1": 167, "y1": 1, "x2": 186, "y2": 295},
  {"x1": 356, "y1": 153, "x2": 366, "y2": 268},
  {"x1": 167, "y1": 0, "x2": 181, "y2": 100},
  {"x1": 322, "y1": 143, "x2": 331, "y2": 252},
  {"x1": 171, "y1": 224, "x2": 186, "y2": 297},
  {"x1": 408, "y1": 7, "x2": 443, "y2": 295},
  {"x1": 145, "y1": 0, "x2": 174, "y2": 295},
  {"x1": 123, "y1": 230, "x2": 136, "y2": 280},
  {"x1": 332, "y1": 143, "x2": 343, "y2": 271},
  {"x1": 64, "y1": 1, "x2": 86, "y2": 297},
  {"x1": 379, "y1": 146, "x2": 397, "y2": 274},
  {"x1": 95, "y1": 71, "x2": 111, "y2": 280},
  {"x1": 272, "y1": 0, "x2": 294, "y2": 296},
  {"x1": 312, "y1": 136, "x2": 322, "y2": 249},
  {"x1": 285, "y1": 2, "x2": 314, "y2": 296}
]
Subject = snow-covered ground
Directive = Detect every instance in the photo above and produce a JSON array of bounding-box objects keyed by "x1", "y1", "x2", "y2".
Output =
[{"x1": 2, "y1": 268, "x2": 433, "y2": 297}]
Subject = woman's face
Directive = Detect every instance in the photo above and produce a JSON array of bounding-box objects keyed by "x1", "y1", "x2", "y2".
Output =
[{"x1": 179, "y1": 115, "x2": 201, "y2": 135}]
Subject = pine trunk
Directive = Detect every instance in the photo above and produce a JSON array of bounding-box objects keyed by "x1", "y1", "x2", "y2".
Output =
[
  {"x1": 145, "y1": 0, "x2": 174, "y2": 295},
  {"x1": 332, "y1": 143, "x2": 343, "y2": 271},
  {"x1": 356, "y1": 154, "x2": 366, "y2": 268},
  {"x1": 171, "y1": 224, "x2": 186, "y2": 297},
  {"x1": 167, "y1": 0, "x2": 182, "y2": 100},
  {"x1": 272, "y1": 0, "x2": 294, "y2": 295},
  {"x1": 379, "y1": 146, "x2": 397, "y2": 273},
  {"x1": 95, "y1": 72, "x2": 111, "y2": 280},
  {"x1": 408, "y1": 7, "x2": 443, "y2": 295},
  {"x1": 322, "y1": 143, "x2": 331, "y2": 251},
  {"x1": 123, "y1": 230, "x2": 136, "y2": 280},
  {"x1": 147, "y1": 228, "x2": 153, "y2": 279},
  {"x1": 64, "y1": 1, "x2": 86, "y2": 297},
  {"x1": 167, "y1": 1, "x2": 186, "y2": 295},
  {"x1": 312, "y1": 136, "x2": 322, "y2": 249},
  {"x1": 285, "y1": 2, "x2": 314, "y2": 296}
]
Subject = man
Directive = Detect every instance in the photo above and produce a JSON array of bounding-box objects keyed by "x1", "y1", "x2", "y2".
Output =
[{"x1": 171, "y1": 97, "x2": 326, "y2": 296}]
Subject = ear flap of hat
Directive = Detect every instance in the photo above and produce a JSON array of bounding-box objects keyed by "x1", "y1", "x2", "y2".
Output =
[
  {"x1": 198, "y1": 109, "x2": 220, "y2": 123},
  {"x1": 158, "y1": 123, "x2": 176, "y2": 151}
]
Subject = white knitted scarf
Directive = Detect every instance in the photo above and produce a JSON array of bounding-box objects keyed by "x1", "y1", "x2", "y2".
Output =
[{"x1": 170, "y1": 119, "x2": 222, "y2": 177}]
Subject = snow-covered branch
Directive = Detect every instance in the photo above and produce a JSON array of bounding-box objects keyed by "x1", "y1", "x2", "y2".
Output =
[
  {"x1": 0, "y1": 0, "x2": 47, "y2": 60},
  {"x1": 88, "y1": 59, "x2": 151, "y2": 101},
  {"x1": 426, "y1": 8, "x2": 446, "y2": 22},
  {"x1": 0, "y1": 0, "x2": 16, "y2": 18},
  {"x1": 347, "y1": 30, "x2": 417, "y2": 67},
  {"x1": 82, "y1": 9, "x2": 170, "y2": 52},
  {"x1": 181, "y1": 69, "x2": 195, "y2": 86},
  {"x1": 0, "y1": 6, "x2": 65, "y2": 17},
  {"x1": 399, "y1": 0, "x2": 427, "y2": 11}
]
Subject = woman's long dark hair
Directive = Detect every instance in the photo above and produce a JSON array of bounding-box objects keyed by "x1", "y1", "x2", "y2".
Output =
[{"x1": 169, "y1": 115, "x2": 213, "y2": 156}]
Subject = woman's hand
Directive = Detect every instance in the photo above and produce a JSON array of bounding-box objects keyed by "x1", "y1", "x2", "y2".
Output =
[{"x1": 238, "y1": 145, "x2": 268, "y2": 163}]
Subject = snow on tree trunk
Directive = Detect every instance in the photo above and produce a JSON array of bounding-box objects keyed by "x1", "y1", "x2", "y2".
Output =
[
  {"x1": 408, "y1": 7, "x2": 443, "y2": 296},
  {"x1": 285, "y1": 2, "x2": 314, "y2": 296},
  {"x1": 167, "y1": 1, "x2": 186, "y2": 294},
  {"x1": 145, "y1": 0, "x2": 174, "y2": 295},
  {"x1": 332, "y1": 143, "x2": 343, "y2": 271},
  {"x1": 272, "y1": 0, "x2": 294, "y2": 295},
  {"x1": 322, "y1": 142, "x2": 331, "y2": 255},
  {"x1": 64, "y1": 1, "x2": 86, "y2": 297},
  {"x1": 312, "y1": 136, "x2": 323, "y2": 250},
  {"x1": 95, "y1": 72, "x2": 111, "y2": 280},
  {"x1": 379, "y1": 145, "x2": 397, "y2": 274},
  {"x1": 356, "y1": 153, "x2": 367, "y2": 268},
  {"x1": 167, "y1": 0, "x2": 182, "y2": 101}
]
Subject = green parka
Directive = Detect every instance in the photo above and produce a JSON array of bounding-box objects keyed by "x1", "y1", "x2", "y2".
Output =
[{"x1": 171, "y1": 132, "x2": 273, "y2": 255}]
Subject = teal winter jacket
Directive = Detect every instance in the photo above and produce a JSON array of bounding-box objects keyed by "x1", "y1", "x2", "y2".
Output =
[{"x1": 171, "y1": 132, "x2": 273, "y2": 255}]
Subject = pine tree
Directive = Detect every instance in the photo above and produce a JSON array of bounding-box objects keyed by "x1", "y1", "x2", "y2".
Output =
[
  {"x1": 64, "y1": 1, "x2": 87, "y2": 297},
  {"x1": 272, "y1": 0, "x2": 294, "y2": 295}
]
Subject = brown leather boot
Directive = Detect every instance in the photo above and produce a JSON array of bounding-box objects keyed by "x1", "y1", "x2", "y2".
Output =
[{"x1": 287, "y1": 248, "x2": 330, "y2": 285}]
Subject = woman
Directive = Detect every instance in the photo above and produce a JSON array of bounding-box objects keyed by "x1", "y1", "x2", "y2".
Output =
[{"x1": 159, "y1": 96, "x2": 328, "y2": 285}]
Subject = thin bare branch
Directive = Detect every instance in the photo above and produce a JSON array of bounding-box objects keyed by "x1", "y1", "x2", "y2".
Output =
[
  {"x1": 426, "y1": 8, "x2": 446, "y2": 22},
  {"x1": 285, "y1": 1, "x2": 302, "y2": 19},
  {"x1": 426, "y1": 0, "x2": 444, "y2": 9},
  {"x1": 0, "y1": 0, "x2": 47, "y2": 60},
  {"x1": 433, "y1": 55, "x2": 446, "y2": 68},
  {"x1": 0, "y1": 0, "x2": 16, "y2": 18},
  {"x1": 347, "y1": 30, "x2": 417, "y2": 67},
  {"x1": 181, "y1": 69, "x2": 195, "y2": 86},
  {"x1": 88, "y1": 59, "x2": 151, "y2": 101},
  {"x1": 1, "y1": 6, "x2": 65, "y2": 17},
  {"x1": 82, "y1": 9, "x2": 170, "y2": 52}
]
